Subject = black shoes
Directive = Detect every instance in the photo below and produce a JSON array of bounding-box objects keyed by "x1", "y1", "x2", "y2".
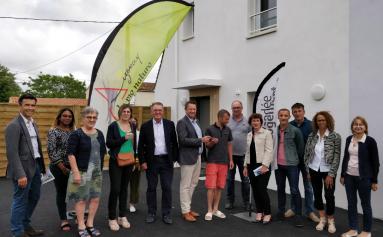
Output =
[
  {"x1": 276, "y1": 212, "x2": 285, "y2": 221},
  {"x1": 294, "y1": 215, "x2": 304, "y2": 228},
  {"x1": 146, "y1": 213, "x2": 173, "y2": 224},
  {"x1": 162, "y1": 215, "x2": 173, "y2": 225},
  {"x1": 145, "y1": 213, "x2": 156, "y2": 223},
  {"x1": 24, "y1": 226, "x2": 44, "y2": 236}
]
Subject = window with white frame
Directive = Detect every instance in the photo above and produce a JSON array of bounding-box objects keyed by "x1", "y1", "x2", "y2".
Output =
[
  {"x1": 248, "y1": 0, "x2": 277, "y2": 36},
  {"x1": 182, "y1": 6, "x2": 194, "y2": 40}
]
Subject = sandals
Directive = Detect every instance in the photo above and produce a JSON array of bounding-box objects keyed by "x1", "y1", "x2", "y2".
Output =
[
  {"x1": 254, "y1": 213, "x2": 263, "y2": 223},
  {"x1": 60, "y1": 222, "x2": 71, "y2": 231},
  {"x1": 78, "y1": 229, "x2": 91, "y2": 237},
  {"x1": 262, "y1": 215, "x2": 272, "y2": 225},
  {"x1": 86, "y1": 226, "x2": 101, "y2": 237}
]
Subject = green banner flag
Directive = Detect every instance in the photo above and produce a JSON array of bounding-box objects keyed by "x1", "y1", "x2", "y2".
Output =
[{"x1": 89, "y1": 0, "x2": 193, "y2": 124}]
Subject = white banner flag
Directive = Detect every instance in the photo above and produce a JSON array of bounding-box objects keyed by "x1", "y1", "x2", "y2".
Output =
[{"x1": 253, "y1": 62, "x2": 285, "y2": 170}]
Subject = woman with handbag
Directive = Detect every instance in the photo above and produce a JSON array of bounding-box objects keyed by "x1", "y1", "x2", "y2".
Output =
[{"x1": 106, "y1": 104, "x2": 137, "y2": 231}]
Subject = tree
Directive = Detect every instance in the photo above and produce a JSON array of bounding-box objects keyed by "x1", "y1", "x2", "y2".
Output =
[
  {"x1": 26, "y1": 73, "x2": 86, "y2": 98},
  {"x1": 0, "y1": 64, "x2": 22, "y2": 102}
]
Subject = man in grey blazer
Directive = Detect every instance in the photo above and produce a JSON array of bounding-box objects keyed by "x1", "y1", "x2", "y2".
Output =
[
  {"x1": 5, "y1": 94, "x2": 46, "y2": 237},
  {"x1": 177, "y1": 101, "x2": 210, "y2": 222}
]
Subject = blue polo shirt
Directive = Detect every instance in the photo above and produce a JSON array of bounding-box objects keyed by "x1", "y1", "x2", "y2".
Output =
[{"x1": 290, "y1": 117, "x2": 312, "y2": 145}]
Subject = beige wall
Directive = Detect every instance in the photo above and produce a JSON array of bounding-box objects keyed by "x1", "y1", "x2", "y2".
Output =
[{"x1": 133, "y1": 92, "x2": 155, "y2": 107}]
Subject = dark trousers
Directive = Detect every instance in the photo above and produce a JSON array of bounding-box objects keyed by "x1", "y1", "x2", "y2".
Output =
[
  {"x1": 344, "y1": 174, "x2": 372, "y2": 232},
  {"x1": 226, "y1": 155, "x2": 250, "y2": 204},
  {"x1": 129, "y1": 167, "x2": 141, "y2": 204},
  {"x1": 146, "y1": 157, "x2": 173, "y2": 216},
  {"x1": 50, "y1": 164, "x2": 69, "y2": 220},
  {"x1": 11, "y1": 162, "x2": 41, "y2": 236},
  {"x1": 275, "y1": 165, "x2": 302, "y2": 215},
  {"x1": 108, "y1": 158, "x2": 133, "y2": 219},
  {"x1": 309, "y1": 168, "x2": 335, "y2": 216},
  {"x1": 249, "y1": 163, "x2": 271, "y2": 215}
]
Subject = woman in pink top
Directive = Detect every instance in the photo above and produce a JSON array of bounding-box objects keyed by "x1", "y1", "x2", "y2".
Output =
[{"x1": 340, "y1": 116, "x2": 380, "y2": 237}]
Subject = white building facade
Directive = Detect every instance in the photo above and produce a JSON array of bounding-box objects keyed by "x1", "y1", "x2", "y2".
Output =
[{"x1": 155, "y1": 0, "x2": 383, "y2": 219}]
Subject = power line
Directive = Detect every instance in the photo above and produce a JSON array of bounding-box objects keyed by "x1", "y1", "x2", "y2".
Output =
[
  {"x1": 0, "y1": 16, "x2": 120, "y2": 24},
  {"x1": 14, "y1": 28, "x2": 113, "y2": 75}
]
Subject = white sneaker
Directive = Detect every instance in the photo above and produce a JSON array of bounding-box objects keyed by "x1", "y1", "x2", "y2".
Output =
[
  {"x1": 204, "y1": 212, "x2": 213, "y2": 221},
  {"x1": 118, "y1": 217, "x2": 131, "y2": 229},
  {"x1": 129, "y1": 204, "x2": 136, "y2": 213},
  {"x1": 341, "y1": 230, "x2": 358, "y2": 237},
  {"x1": 213, "y1": 210, "x2": 226, "y2": 219},
  {"x1": 327, "y1": 218, "x2": 336, "y2": 234},
  {"x1": 308, "y1": 212, "x2": 320, "y2": 223},
  {"x1": 109, "y1": 219, "x2": 120, "y2": 231},
  {"x1": 316, "y1": 217, "x2": 327, "y2": 231}
]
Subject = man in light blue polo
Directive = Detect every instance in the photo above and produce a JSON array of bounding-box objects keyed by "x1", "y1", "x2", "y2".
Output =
[{"x1": 225, "y1": 100, "x2": 250, "y2": 210}]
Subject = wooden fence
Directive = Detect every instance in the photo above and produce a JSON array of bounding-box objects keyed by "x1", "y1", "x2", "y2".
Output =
[{"x1": 0, "y1": 103, "x2": 170, "y2": 177}]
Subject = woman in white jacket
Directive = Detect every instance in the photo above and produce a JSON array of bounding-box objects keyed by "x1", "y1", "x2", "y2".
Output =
[{"x1": 243, "y1": 113, "x2": 273, "y2": 224}]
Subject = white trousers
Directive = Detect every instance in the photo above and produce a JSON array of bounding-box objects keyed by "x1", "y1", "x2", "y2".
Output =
[{"x1": 179, "y1": 156, "x2": 201, "y2": 214}]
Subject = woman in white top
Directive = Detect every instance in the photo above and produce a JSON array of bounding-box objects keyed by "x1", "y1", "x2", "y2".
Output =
[
  {"x1": 243, "y1": 113, "x2": 273, "y2": 224},
  {"x1": 304, "y1": 111, "x2": 341, "y2": 234}
]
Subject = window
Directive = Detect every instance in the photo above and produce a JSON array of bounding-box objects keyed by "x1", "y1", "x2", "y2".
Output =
[
  {"x1": 248, "y1": 0, "x2": 277, "y2": 37},
  {"x1": 182, "y1": 6, "x2": 194, "y2": 40}
]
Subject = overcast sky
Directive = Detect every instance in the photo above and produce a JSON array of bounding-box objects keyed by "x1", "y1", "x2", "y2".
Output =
[{"x1": 0, "y1": 0, "x2": 161, "y2": 89}]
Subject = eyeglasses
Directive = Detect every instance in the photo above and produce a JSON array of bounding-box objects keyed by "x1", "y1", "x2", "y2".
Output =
[
  {"x1": 353, "y1": 124, "x2": 365, "y2": 127},
  {"x1": 85, "y1": 116, "x2": 98, "y2": 120}
]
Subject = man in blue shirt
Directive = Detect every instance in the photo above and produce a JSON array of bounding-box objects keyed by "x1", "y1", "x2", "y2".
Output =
[{"x1": 286, "y1": 103, "x2": 320, "y2": 223}]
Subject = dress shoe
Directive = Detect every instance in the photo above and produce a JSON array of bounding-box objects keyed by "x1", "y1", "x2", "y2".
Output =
[
  {"x1": 225, "y1": 202, "x2": 234, "y2": 210},
  {"x1": 14, "y1": 233, "x2": 30, "y2": 237},
  {"x1": 24, "y1": 226, "x2": 44, "y2": 236},
  {"x1": 182, "y1": 213, "x2": 196, "y2": 222},
  {"x1": 189, "y1": 211, "x2": 200, "y2": 217},
  {"x1": 162, "y1": 215, "x2": 173, "y2": 224},
  {"x1": 276, "y1": 212, "x2": 285, "y2": 221},
  {"x1": 145, "y1": 213, "x2": 156, "y2": 223},
  {"x1": 293, "y1": 215, "x2": 304, "y2": 228}
]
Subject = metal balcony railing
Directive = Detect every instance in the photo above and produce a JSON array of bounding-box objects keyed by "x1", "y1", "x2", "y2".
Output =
[{"x1": 249, "y1": 6, "x2": 277, "y2": 34}]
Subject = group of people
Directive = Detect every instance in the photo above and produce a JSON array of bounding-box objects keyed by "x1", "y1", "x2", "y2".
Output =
[{"x1": 5, "y1": 93, "x2": 380, "y2": 237}]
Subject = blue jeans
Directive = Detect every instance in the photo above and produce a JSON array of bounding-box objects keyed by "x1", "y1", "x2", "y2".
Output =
[
  {"x1": 344, "y1": 174, "x2": 372, "y2": 232},
  {"x1": 290, "y1": 164, "x2": 315, "y2": 215},
  {"x1": 226, "y1": 155, "x2": 250, "y2": 205},
  {"x1": 11, "y1": 162, "x2": 41, "y2": 236},
  {"x1": 275, "y1": 165, "x2": 302, "y2": 216}
]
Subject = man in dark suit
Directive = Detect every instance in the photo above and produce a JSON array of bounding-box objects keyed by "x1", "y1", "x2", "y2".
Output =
[
  {"x1": 5, "y1": 94, "x2": 46, "y2": 237},
  {"x1": 138, "y1": 102, "x2": 178, "y2": 224},
  {"x1": 177, "y1": 101, "x2": 211, "y2": 222}
]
